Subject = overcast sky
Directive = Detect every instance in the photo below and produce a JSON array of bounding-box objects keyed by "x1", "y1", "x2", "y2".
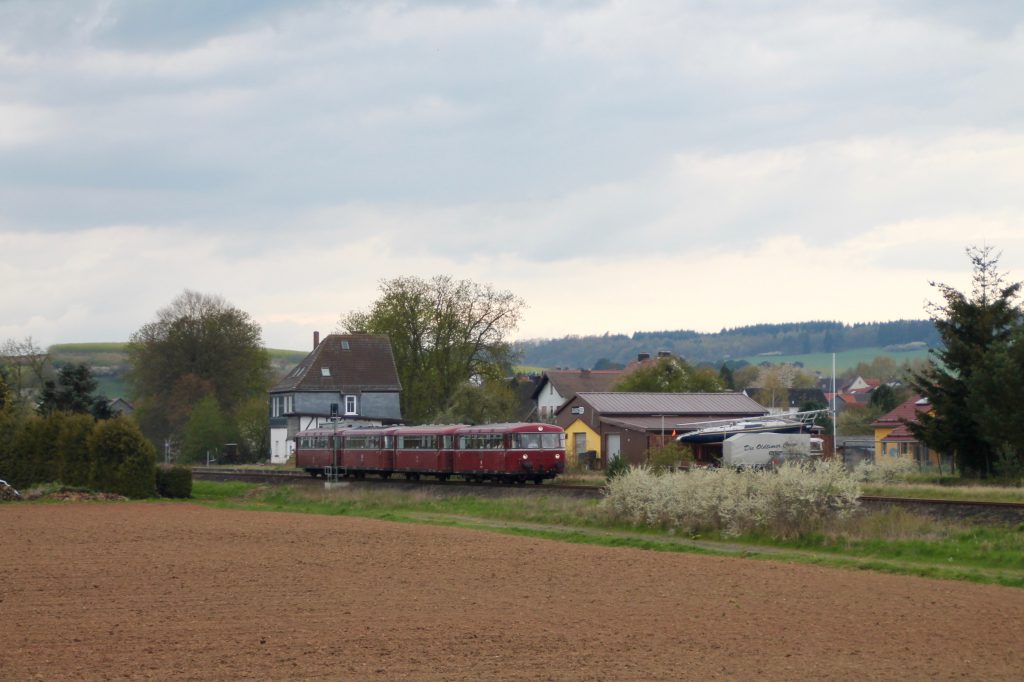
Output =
[{"x1": 3, "y1": 0, "x2": 1023, "y2": 351}]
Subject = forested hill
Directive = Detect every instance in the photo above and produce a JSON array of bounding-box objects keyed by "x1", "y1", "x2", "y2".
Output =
[{"x1": 515, "y1": 320, "x2": 939, "y2": 369}]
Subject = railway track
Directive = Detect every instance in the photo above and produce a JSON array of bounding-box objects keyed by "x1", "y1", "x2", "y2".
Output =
[
  {"x1": 191, "y1": 468, "x2": 1024, "y2": 521},
  {"x1": 191, "y1": 467, "x2": 604, "y2": 498}
]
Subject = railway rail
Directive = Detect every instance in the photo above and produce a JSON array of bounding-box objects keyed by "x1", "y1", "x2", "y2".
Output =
[
  {"x1": 191, "y1": 468, "x2": 1024, "y2": 522},
  {"x1": 190, "y1": 467, "x2": 603, "y2": 498}
]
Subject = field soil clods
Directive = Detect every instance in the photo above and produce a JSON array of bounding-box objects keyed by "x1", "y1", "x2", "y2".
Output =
[{"x1": 3, "y1": 503, "x2": 1024, "y2": 680}]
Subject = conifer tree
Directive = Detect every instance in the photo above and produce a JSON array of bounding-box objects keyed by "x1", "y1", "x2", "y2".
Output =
[{"x1": 909, "y1": 247, "x2": 1022, "y2": 476}]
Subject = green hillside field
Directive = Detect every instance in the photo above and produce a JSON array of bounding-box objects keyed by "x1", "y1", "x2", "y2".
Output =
[
  {"x1": 738, "y1": 346, "x2": 932, "y2": 374},
  {"x1": 47, "y1": 343, "x2": 308, "y2": 400}
]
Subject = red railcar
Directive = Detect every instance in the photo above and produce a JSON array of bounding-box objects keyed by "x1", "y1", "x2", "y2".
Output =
[
  {"x1": 338, "y1": 427, "x2": 397, "y2": 476},
  {"x1": 393, "y1": 425, "x2": 460, "y2": 480},
  {"x1": 453, "y1": 422, "x2": 565, "y2": 484},
  {"x1": 294, "y1": 422, "x2": 565, "y2": 484},
  {"x1": 294, "y1": 428, "x2": 342, "y2": 472}
]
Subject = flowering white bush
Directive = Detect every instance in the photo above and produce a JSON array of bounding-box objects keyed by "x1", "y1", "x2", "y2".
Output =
[
  {"x1": 603, "y1": 460, "x2": 861, "y2": 538},
  {"x1": 853, "y1": 457, "x2": 918, "y2": 483}
]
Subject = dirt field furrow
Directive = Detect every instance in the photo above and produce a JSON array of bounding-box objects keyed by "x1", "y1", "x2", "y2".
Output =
[{"x1": 2, "y1": 503, "x2": 1023, "y2": 680}]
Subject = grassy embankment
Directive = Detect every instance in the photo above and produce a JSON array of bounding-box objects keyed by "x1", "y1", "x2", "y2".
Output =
[{"x1": 190, "y1": 479, "x2": 1024, "y2": 588}]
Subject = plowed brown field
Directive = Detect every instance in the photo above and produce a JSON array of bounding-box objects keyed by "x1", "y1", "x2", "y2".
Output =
[{"x1": 2, "y1": 503, "x2": 1023, "y2": 680}]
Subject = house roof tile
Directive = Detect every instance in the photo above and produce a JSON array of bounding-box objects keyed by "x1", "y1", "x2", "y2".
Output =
[
  {"x1": 270, "y1": 334, "x2": 401, "y2": 393},
  {"x1": 530, "y1": 369, "x2": 624, "y2": 401},
  {"x1": 871, "y1": 395, "x2": 930, "y2": 429}
]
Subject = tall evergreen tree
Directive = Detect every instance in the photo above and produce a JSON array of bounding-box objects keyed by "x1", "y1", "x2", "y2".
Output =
[
  {"x1": 909, "y1": 247, "x2": 1023, "y2": 476},
  {"x1": 37, "y1": 363, "x2": 112, "y2": 419}
]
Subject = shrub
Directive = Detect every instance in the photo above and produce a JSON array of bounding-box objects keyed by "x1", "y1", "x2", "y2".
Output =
[
  {"x1": 645, "y1": 442, "x2": 693, "y2": 473},
  {"x1": 853, "y1": 457, "x2": 919, "y2": 483},
  {"x1": 56, "y1": 413, "x2": 96, "y2": 488},
  {"x1": 605, "y1": 454, "x2": 630, "y2": 481},
  {"x1": 8, "y1": 414, "x2": 62, "y2": 489},
  {"x1": 155, "y1": 466, "x2": 193, "y2": 498},
  {"x1": 603, "y1": 460, "x2": 860, "y2": 538},
  {"x1": 89, "y1": 417, "x2": 156, "y2": 499}
]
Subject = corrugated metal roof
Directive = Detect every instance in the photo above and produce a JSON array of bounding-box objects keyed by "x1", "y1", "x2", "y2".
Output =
[
  {"x1": 569, "y1": 392, "x2": 768, "y2": 416},
  {"x1": 600, "y1": 416, "x2": 712, "y2": 431},
  {"x1": 270, "y1": 334, "x2": 402, "y2": 393}
]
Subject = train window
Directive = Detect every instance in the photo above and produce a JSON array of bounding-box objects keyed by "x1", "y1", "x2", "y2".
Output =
[
  {"x1": 513, "y1": 433, "x2": 542, "y2": 449},
  {"x1": 398, "y1": 436, "x2": 437, "y2": 449},
  {"x1": 442, "y1": 435, "x2": 453, "y2": 449},
  {"x1": 383, "y1": 436, "x2": 394, "y2": 448},
  {"x1": 459, "y1": 434, "x2": 503, "y2": 450},
  {"x1": 541, "y1": 433, "x2": 563, "y2": 449}
]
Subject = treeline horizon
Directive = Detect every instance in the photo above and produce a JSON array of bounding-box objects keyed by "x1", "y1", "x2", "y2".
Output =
[{"x1": 515, "y1": 319, "x2": 939, "y2": 369}]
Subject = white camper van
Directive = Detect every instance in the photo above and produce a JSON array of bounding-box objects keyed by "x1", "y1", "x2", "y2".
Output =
[{"x1": 721, "y1": 433, "x2": 823, "y2": 469}]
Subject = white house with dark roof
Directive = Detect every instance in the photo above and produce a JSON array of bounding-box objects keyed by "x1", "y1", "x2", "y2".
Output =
[
  {"x1": 531, "y1": 369, "x2": 625, "y2": 420},
  {"x1": 268, "y1": 332, "x2": 402, "y2": 463}
]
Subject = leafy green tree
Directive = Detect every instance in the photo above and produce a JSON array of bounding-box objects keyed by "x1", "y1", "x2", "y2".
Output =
[
  {"x1": 127, "y1": 290, "x2": 271, "y2": 444},
  {"x1": 37, "y1": 363, "x2": 113, "y2": 419},
  {"x1": 0, "y1": 336, "x2": 49, "y2": 413},
  {"x1": 718, "y1": 363, "x2": 735, "y2": 390},
  {"x1": 909, "y1": 247, "x2": 1022, "y2": 476},
  {"x1": 180, "y1": 395, "x2": 231, "y2": 464},
  {"x1": 868, "y1": 384, "x2": 899, "y2": 413},
  {"x1": 234, "y1": 395, "x2": 270, "y2": 462},
  {"x1": 613, "y1": 356, "x2": 723, "y2": 393},
  {"x1": 340, "y1": 276, "x2": 525, "y2": 423},
  {"x1": 89, "y1": 417, "x2": 156, "y2": 499},
  {"x1": 754, "y1": 369, "x2": 789, "y2": 409},
  {"x1": 0, "y1": 366, "x2": 12, "y2": 415},
  {"x1": 836, "y1": 404, "x2": 881, "y2": 436},
  {"x1": 731, "y1": 364, "x2": 760, "y2": 390},
  {"x1": 432, "y1": 379, "x2": 520, "y2": 425}
]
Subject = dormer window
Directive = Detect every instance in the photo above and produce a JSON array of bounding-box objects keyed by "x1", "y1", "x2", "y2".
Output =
[{"x1": 321, "y1": 367, "x2": 331, "y2": 377}]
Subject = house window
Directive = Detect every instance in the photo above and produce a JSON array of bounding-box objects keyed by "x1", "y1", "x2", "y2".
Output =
[
  {"x1": 271, "y1": 395, "x2": 294, "y2": 417},
  {"x1": 321, "y1": 367, "x2": 331, "y2": 377},
  {"x1": 330, "y1": 403, "x2": 339, "y2": 417},
  {"x1": 341, "y1": 340, "x2": 350, "y2": 350},
  {"x1": 345, "y1": 395, "x2": 357, "y2": 415}
]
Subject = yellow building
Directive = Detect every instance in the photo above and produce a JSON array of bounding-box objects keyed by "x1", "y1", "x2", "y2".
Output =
[
  {"x1": 563, "y1": 418, "x2": 601, "y2": 469},
  {"x1": 870, "y1": 395, "x2": 944, "y2": 467}
]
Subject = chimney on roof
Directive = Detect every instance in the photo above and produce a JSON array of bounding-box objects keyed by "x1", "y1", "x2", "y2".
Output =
[
  {"x1": 313, "y1": 331, "x2": 320, "y2": 349},
  {"x1": 657, "y1": 350, "x2": 672, "y2": 358},
  {"x1": 637, "y1": 353, "x2": 651, "y2": 362}
]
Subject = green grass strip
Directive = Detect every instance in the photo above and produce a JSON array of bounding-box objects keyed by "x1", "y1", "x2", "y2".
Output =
[{"x1": 187, "y1": 481, "x2": 1024, "y2": 588}]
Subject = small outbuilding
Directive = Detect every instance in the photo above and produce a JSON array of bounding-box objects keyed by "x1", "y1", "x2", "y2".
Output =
[{"x1": 555, "y1": 392, "x2": 769, "y2": 468}]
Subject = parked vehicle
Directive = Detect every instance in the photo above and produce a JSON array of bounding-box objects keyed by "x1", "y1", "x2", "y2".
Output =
[
  {"x1": 294, "y1": 422, "x2": 566, "y2": 484},
  {"x1": 721, "y1": 433, "x2": 823, "y2": 469}
]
